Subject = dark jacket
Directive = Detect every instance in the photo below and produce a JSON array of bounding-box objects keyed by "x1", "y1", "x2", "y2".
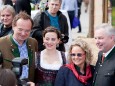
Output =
[
  {"x1": 55, "y1": 65, "x2": 94, "y2": 86},
  {"x1": 15, "y1": 0, "x2": 31, "y2": 15},
  {"x1": 92, "y1": 46, "x2": 115, "y2": 86},
  {"x1": 0, "y1": 23, "x2": 13, "y2": 37},
  {"x1": 31, "y1": 10, "x2": 69, "y2": 51}
]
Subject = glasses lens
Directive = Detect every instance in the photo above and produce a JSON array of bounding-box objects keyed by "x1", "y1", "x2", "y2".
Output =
[
  {"x1": 77, "y1": 53, "x2": 82, "y2": 57},
  {"x1": 70, "y1": 53, "x2": 75, "y2": 56},
  {"x1": 70, "y1": 53, "x2": 83, "y2": 57}
]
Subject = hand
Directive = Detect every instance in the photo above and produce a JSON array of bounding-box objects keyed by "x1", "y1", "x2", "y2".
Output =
[{"x1": 27, "y1": 82, "x2": 35, "y2": 86}]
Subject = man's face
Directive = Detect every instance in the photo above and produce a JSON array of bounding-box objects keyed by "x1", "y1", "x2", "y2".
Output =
[
  {"x1": 13, "y1": 19, "x2": 32, "y2": 45},
  {"x1": 0, "y1": 9, "x2": 14, "y2": 27},
  {"x1": 48, "y1": 0, "x2": 61, "y2": 15},
  {"x1": 94, "y1": 29, "x2": 114, "y2": 53}
]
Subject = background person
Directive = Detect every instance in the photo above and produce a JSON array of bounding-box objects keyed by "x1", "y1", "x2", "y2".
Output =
[
  {"x1": 0, "y1": 5, "x2": 15, "y2": 37},
  {"x1": 0, "y1": 12, "x2": 38, "y2": 82},
  {"x1": 31, "y1": 0, "x2": 69, "y2": 52},
  {"x1": 93, "y1": 23, "x2": 115, "y2": 86},
  {"x1": 0, "y1": 68, "x2": 17, "y2": 86},
  {"x1": 14, "y1": 0, "x2": 31, "y2": 15},
  {"x1": 61, "y1": 0, "x2": 78, "y2": 29},
  {"x1": 55, "y1": 39, "x2": 94, "y2": 86},
  {"x1": 35, "y1": 26, "x2": 66, "y2": 86}
]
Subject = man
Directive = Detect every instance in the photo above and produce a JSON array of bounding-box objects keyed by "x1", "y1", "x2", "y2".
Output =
[
  {"x1": 93, "y1": 23, "x2": 115, "y2": 86},
  {"x1": 32, "y1": 0, "x2": 69, "y2": 51},
  {"x1": 0, "y1": 5, "x2": 15, "y2": 37},
  {"x1": 14, "y1": 0, "x2": 31, "y2": 15},
  {"x1": 0, "y1": 12, "x2": 38, "y2": 82}
]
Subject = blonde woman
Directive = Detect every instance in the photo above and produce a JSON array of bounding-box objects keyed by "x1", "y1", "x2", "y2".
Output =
[{"x1": 55, "y1": 39, "x2": 94, "y2": 86}]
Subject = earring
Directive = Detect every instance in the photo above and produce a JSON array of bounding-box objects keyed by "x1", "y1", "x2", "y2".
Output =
[{"x1": 56, "y1": 44, "x2": 59, "y2": 48}]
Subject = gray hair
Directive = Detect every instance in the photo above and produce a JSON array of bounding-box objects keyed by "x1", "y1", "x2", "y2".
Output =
[
  {"x1": 95, "y1": 23, "x2": 115, "y2": 36},
  {"x1": 0, "y1": 5, "x2": 15, "y2": 17},
  {"x1": 95, "y1": 23, "x2": 115, "y2": 41}
]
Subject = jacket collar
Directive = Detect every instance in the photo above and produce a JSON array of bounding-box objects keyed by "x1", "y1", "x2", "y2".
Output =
[{"x1": 10, "y1": 35, "x2": 33, "y2": 65}]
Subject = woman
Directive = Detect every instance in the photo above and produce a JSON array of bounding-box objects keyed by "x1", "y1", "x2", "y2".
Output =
[
  {"x1": 35, "y1": 26, "x2": 66, "y2": 86},
  {"x1": 0, "y1": 5, "x2": 15, "y2": 37},
  {"x1": 55, "y1": 39, "x2": 94, "y2": 86}
]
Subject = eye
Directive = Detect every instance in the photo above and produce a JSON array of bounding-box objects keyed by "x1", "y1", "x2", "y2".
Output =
[{"x1": 51, "y1": 38, "x2": 56, "y2": 41}]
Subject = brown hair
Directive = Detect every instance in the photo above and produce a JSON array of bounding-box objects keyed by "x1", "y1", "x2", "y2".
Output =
[
  {"x1": 12, "y1": 11, "x2": 33, "y2": 28},
  {"x1": 0, "y1": 69, "x2": 17, "y2": 86},
  {"x1": 43, "y1": 26, "x2": 61, "y2": 39}
]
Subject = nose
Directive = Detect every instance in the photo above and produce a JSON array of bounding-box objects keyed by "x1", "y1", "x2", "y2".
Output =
[
  {"x1": 52, "y1": 4, "x2": 56, "y2": 8},
  {"x1": 21, "y1": 31, "x2": 26, "y2": 35},
  {"x1": 95, "y1": 38, "x2": 100, "y2": 44},
  {"x1": 3, "y1": 15, "x2": 7, "y2": 20}
]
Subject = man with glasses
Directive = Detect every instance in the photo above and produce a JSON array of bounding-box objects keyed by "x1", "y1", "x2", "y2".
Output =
[
  {"x1": 0, "y1": 12, "x2": 38, "y2": 82},
  {"x1": 31, "y1": 0, "x2": 69, "y2": 52}
]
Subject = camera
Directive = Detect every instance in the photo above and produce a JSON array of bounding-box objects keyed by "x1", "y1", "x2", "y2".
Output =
[
  {"x1": 12, "y1": 58, "x2": 30, "y2": 86},
  {"x1": 61, "y1": 34, "x2": 69, "y2": 43}
]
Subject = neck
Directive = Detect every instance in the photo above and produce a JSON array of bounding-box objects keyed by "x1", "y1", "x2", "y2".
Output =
[
  {"x1": 79, "y1": 63, "x2": 85, "y2": 74},
  {"x1": 44, "y1": 49, "x2": 57, "y2": 54},
  {"x1": 4, "y1": 25, "x2": 11, "y2": 28},
  {"x1": 13, "y1": 36, "x2": 24, "y2": 46},
  {"x1": 48, "y1": 10, "x2": 57, "y2": 16}
]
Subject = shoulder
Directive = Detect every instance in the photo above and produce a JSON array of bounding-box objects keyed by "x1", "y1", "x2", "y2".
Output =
[
  {"x1": 59, "y1": 65, "x2": 70, "y2": 73},
  {"x1": 0, "y1": 23, "x2": 4, "y2": 29},
  {"x1": 28, "y1": 37, "x2": 38, "y2": 43},
  {"x1": 0, "y1": 35, "x2": 10, "y2": 42}
]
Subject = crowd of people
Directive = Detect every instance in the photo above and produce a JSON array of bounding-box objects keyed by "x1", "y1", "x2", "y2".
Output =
[{"x1": 0, "y1": 0, "x2": 115, "y2": 86}]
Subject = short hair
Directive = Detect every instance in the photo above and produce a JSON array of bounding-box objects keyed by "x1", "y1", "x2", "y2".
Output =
[
  {"x1": 95, "y1": 23, "x2": 115, "y2": 36},
  {"x1": 0, "y1": 5, "x2": 15, "y2": 17},
  {"x1": 48, "y1": 0, "x2": 62, "y2": 4},
  {"x1": 12, "y1": 11, "x2": 33, "y2": 28},
  {"x1": 43, "y1": 26, "x2": 61, "y2": 39},
  {"x1": 68, "y1": 39, "x2": 93, "y2": 64},
  {"x1": 0, "y1": 69, "x2": 17, "y2": 86}
]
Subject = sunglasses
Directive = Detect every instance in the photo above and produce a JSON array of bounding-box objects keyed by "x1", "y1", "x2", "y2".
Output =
[{"x1": 70, "y1": 53, "x2": 85, "y2": 57}]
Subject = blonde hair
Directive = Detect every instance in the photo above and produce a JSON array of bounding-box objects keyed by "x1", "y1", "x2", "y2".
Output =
[{"x1": 68, "y1": 39, "x2": 93, "y2": 64}]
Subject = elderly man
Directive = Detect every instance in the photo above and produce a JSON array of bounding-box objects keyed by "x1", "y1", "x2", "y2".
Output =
[
  {"x1": 32, "y1": 0, "x2": 69, "y2": 52},
  {"x1": 0, "y1": 12, "x2": 38, "y2": 82},
  {"x1": 93, "y1": 23, "x2": 115, "y2": 86}
]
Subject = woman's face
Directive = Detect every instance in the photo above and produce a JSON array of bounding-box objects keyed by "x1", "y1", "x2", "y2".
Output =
[
  {"x1": 70, "y1": 45, "x2": 86, "y2": 68},
  {"x1": 0, "y1": 8, "x2": 14, "y2": 27},
  {"x1": 43, "y1": 32, "x2": 60, "y2": 50}
]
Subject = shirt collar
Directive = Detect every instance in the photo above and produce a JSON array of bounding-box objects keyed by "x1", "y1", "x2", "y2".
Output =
[
  {"x1": 104, "y1": 45, "x2": 115, "y2": 57},
  {"x1": 12, "y1": 37, "x2": 27, "y2": 47}
]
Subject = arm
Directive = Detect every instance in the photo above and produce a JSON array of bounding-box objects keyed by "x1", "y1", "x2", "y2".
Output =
[
  {"x1": 55, "y1": 66, "x2": 65, "y2": 86},
  {"x1": 31, "y1": 12, "x2": 44, "y2": 40}
]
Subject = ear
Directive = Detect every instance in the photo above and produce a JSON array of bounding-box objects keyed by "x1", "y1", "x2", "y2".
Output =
[
  {"x1": 111, "y1": 35, "x2": 115, "y2": 40},
  {"x1": 12, "y1": 27, "x2": 16, "y2": 31},
  {"x1": 43, "y1": 37, "x2": 45, "y2": 42},
  {"x1": 57, "y1": 38, "x2": 61, "y2": 44}
]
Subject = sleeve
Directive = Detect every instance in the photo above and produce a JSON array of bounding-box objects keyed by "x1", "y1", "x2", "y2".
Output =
[
  {"x1": 60, "y1": 0, "x2": 65, "y2": 10},
  {"x1": 75, "y1": 0, "x2": 78, "y2": 17},
  {"x1": 55, "y1": 66, "x2": 65, "y2": 86},
  {"x1": 31, "y1": 12, "x2": 44, "y2": 41}
]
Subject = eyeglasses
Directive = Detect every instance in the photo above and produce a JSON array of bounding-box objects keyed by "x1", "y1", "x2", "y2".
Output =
[{"x1": 70, "y1": 53, "x2": 85, "y2": 57}]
